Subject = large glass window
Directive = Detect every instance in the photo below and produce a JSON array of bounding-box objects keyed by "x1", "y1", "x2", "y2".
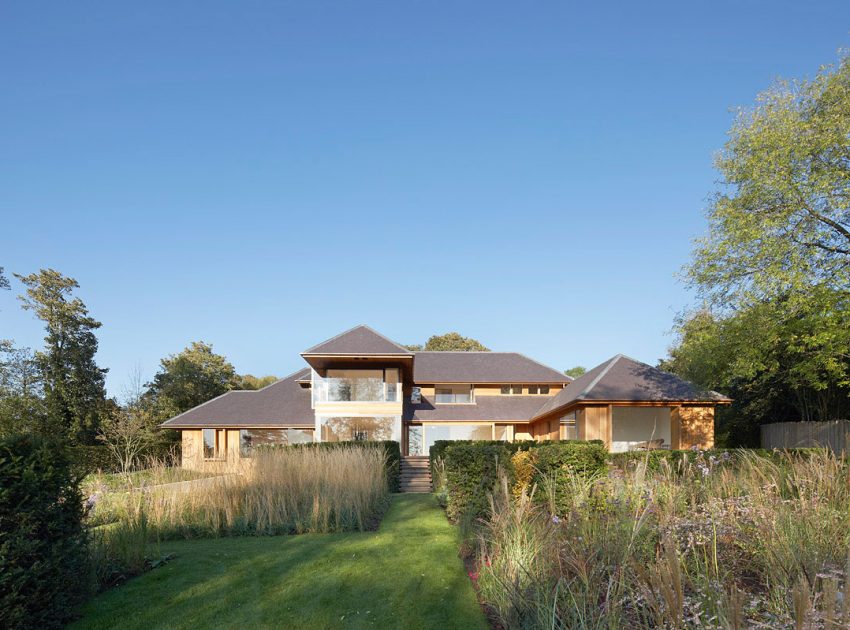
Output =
[
  {"x1": 424, "y1": 424, "x2": 492, "y2": 452},
  {"x1": 312, "y1": 369, "x2": 400, "y2": 403},
  {"x1": 435, "y1": 385, "x2": 472, "y2": 403},
  {"x1": 561, "y1": 412, "x2": 578, "y2": 440},
  {"x1": 239, "y1": 428, "x2": 315, "y2": 456},
  {"x1": 319, "y1": 416, "x2": 400, "y2": 442},
  {"x1": 203, "y1": 429, "x2": 227, "y2": 460}
]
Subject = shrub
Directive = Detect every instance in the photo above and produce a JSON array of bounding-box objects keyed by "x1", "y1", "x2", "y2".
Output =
[
  {"x1": 0, "y1": 435, "x2": 89, "y2": 629},
  {"x1": 511, "y1": 449, "x2": 537, "y2": 497},
  {"x1": 608, "y1": 447, "x2": 825, "y2": 474},
  {"x1": 531, "y1": 442, "x2": 609, "y2": 514},
  {"x1": 68, "y1": 445, "x2": 120, "y2": 475},
  {"x1": 442, "y1": 443, "x2": 513, "y2": 522}
]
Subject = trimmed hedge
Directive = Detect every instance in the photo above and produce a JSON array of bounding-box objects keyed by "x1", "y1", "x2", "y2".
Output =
[
  {"x1": 429, "y1": 439, "x2": 603, "y2": 475},
  {"x1": 0, "y1": 435, "x2": 89, "y2": 629},
  {"x1": 442, "y1": 443, "x2": 513, "y2": 522},
  {"x1": 284, "y1": 440, "x2": 401, "y2": 493},
  {"x1": 439, "y1": 440, "x2": 609, "y2": 522}
]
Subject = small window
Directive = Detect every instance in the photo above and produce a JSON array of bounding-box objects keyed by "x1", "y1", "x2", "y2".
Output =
[
  {"x1": 203, "y1": 429, "x2": 227, "y2": 460},
  {"x1": 435, "y1": 385, "x2": 473, "y2": 403},
  {"x1": 561, "y1": 412, "x2": 578, "y2": 440},
  {"x1": 501, "y1": 385, "x2": 523, "y2": 395},
  {"x1": 528, "y1": 385, "x2": 550, "y2": 395}
]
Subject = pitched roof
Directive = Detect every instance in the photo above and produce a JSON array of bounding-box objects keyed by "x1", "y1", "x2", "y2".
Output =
[
  {"x1": 403, "y1": 395, "x2": 548, "y2": 422},
  {"x1": 533, "y1": 355, "x2": 731, "y2": 419},
  {"x1": 302, "y1": 325, "x2": 412, "y2": 355},
  {"x1": 413, "y1": 352, "x2": 571, "y2": 384},
  {"x1": 160, "y1": 368, "x2": 314, "y2": 428}
]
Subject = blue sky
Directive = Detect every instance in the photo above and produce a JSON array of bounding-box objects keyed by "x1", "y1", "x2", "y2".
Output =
[{"x1": 2, "y1": 2, "x2": 849, "y2": 396}]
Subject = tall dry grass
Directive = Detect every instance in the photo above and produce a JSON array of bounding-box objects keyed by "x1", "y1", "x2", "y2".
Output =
[{"x1": 474, "y1": 449, "x2": 850, "y2": 629}]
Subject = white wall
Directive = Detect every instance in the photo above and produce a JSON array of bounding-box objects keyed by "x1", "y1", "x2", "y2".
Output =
[{"x1": 611, "y1": 407, "x2": 671, "y2": 453}]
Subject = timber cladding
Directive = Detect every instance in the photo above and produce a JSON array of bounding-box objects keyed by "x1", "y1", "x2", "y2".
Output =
[{"x1": 674, "y1": 406, "x2": 714, "y2": 450}]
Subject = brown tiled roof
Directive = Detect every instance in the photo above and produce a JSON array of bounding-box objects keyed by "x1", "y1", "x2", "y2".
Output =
[
  {"x1": 302, "y1": 324, "x2": 412, "y2": 355},
  {"x1": 533, "y1": 355, "x2": 731, "y2": 420},
  {"x1": 160, "y1": 368, "x2": 314, "y2": 428},
  {"x1": 413, "y1": 352, "x2": 571, "y2": 384},
  {"x1": 403, "y1": 395, "x2": 547, "y2": 422}
]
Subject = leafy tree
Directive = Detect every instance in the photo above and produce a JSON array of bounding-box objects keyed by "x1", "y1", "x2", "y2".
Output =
[
  {"x1": 0, "y1": 267, "x2": 8, "y2": 291},
  {"x1": 146, "y1": 341, "x2": 238, "y2": 418},
  {"x1": 15, "y1": 269, "x2": 107, "y2": 445},
  {"x1": 663, "y1": 290, "x2": 850, "y2": 446},
  {"x1": 688, "y1": 56, "x2": 850, "y2": 304},
  {"x1": 564, "y1": 366, "x2": 586, "y2": 378},
  {"x1": 403, "y1": 344, "x2": 423, "y2": 352},
  {"x1": 410, "y1": 332, "x2": 490, "y2": 352},
  {"x1": 0, "y1": 341, "x2": 49, "y2": 437},
  {"x1": 236, "y1": 374, "x2": 278, "y2": 390}
]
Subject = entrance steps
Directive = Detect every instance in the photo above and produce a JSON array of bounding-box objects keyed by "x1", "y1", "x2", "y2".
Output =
[{"x1": 399, "y1": 456, "x2": 431, "y2": 493}]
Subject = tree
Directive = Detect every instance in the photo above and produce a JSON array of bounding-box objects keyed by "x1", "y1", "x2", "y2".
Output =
[
  {"x1": 0, "y1": 267, "x2": 8, "y2": 291},
  {"x1": 662, "y1": 291, "x2": 850, "y2": 446},
  {"x1": 688, "y1": 56, "x2": 850, "y2": 305},
  {"x1": 15, "y1": 269, "x2": 107, "y2": 445},
  {"x1": 146, "y1": 341, "x2": 238, "y2": 417},
  {"x1": 97, "y1": 402, "x2": 157, "y2": 474},
  {"x1": 0, "y1": 341, "x2": 49, "y2": 437},
  {"x1": 413, "y1": 332, "x2": 490, "y2": 352},
  {"x1": 564, "y1": 366, "x2": 586, "y2": 378},
  {"x1": 236, "y1": 374, "x2": 278, "y2": 390}
]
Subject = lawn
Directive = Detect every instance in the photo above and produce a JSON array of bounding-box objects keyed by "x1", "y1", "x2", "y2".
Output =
[{"x1": 72, "y1": 494, "x2": 488, "y2": 629}]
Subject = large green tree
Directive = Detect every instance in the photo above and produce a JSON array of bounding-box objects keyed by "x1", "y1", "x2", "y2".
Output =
[
  {"x1": 0, "y1": 341, "x2": 49, "y2": 437},
  {"x1": 405, "y1": 332, "x2": 490, "y2": 352},
  {"x1": 689, "y1": 56, "x2": 850, "y2": 304},
  {"x1": 15, "y1": 269, "x2": 107, "y2": 444},
  {"x1": 146, "y1": 341, "x2": 239, "y2": 419}
]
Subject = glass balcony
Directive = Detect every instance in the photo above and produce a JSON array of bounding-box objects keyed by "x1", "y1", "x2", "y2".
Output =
[{"x1": 312, "y1": 368, "x2": 400, "y2": 404}]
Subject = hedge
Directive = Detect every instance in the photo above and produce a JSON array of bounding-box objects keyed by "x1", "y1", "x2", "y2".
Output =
[
  {"x1": 429, "y1": 439, "x2": 603, "y2": 475},
  {"x1": 67, "y1": 445, "x2": 121, "y2": 476},
  {"x1": 439, "y1": 440, "x2": 608, "y2": 522},
  {"x1": 283, "y1": 440, "x2": 401, "y2": 493},
  {"x1": 0, "y1": 435, "x2": 90, "y2": 629}
]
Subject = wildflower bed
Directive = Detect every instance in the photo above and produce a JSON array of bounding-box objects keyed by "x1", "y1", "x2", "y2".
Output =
[{"x1": 463, "y1": 449, "x2": 850, "y2": 628}]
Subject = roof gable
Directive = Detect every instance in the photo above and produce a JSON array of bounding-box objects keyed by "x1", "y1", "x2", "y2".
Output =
[{"x1": 302, "y1": 325, "x2": 412, "y2": 355}]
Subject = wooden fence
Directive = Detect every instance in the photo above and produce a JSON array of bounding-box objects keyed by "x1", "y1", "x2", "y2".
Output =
[{"x1": 760, "y1": 420, "x2": 850, "y2": 453}]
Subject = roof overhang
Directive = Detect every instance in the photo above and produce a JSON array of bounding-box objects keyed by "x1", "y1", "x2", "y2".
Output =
[
  {"x1": 300, "y1": 353, "x2": 415, "y2": 380},
  {"x1": 531, "y1": 397, "x2": 733, "y2": 423}
]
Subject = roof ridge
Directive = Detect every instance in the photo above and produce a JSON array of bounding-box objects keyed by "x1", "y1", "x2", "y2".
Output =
[
  {"x1": 510, "y1": 351, "x2": 573, "y2": 381},
  {"x1": 256, "y1": 367, "x2": 312, "y2": 391},
  {"x1": 576, "y1": 354, "x2": 623, "y2": 400},
  {"x1": 302, "y1": 324, "x2": 411, "y2": 355}
]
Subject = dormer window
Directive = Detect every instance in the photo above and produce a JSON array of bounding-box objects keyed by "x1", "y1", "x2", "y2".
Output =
[{"x1": 435, "y1": 384, "x2": 473, "y2": 403}]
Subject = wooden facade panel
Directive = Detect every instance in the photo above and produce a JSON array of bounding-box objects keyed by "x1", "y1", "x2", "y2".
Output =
[
  {"x1": 579, "y1": 406, "x2": 612, "y2": 448},
  {"x1": 675, "y1": 406, "x2": 714, "y2": 450},
  {"x1": 313, "y1": 401, "x2": 403, "y2": 416}
]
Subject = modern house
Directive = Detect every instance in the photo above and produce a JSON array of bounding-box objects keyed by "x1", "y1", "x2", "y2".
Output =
[{"x1": 162, "y1": 325, "x2": 730, "y2": 470}]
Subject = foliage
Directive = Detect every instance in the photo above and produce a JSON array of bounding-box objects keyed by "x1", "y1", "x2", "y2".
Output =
[
  {"x1": 282, "y1": 440, "x2": 401, "y2": 492},
  {"x1": 144, "y1": 341, "x2": 238, "y2": 420},
  {"x1": 15, "y1": 269, "x2": 108, "y2": 445},
  {"x1": 663, "y1": 292, "x2": 850, "y2": 445},
  {"x1": 235, "y1": 374, "x2": 278, "y2": 390},
  {"x1": 0, "y1": 341, "x2": 49, "y2": 437},
  {"x1": 532, "y1": 442, "x2": 609, "y2": 514},
  {"x1": 442, "y1": 442, "x2": 513, "y2": 522},
  {"x1": 564, "y1": 365, "x2": 587, "y2": 378},
  {"x1": 688, "y1": 55, "x2": 850, "y2": 303},
  {"x1": 0, "y1": 434, "x2": 89, "y2": 629},
  {"x1": 474, "y1": 449, "x2": 850, "y2": 629},
  {"x1": 68, "y1": 445, "x2": 123, "y2": 475},
  {"x1": 97, "y1": 401, "x2": 160, "y2": 474},
  {"x1": 0, "y1": 266, "x2": 8, "y2": 291},
  {"x1": 72, "y1": 495, "x2": 487, "y2": 630},
  {"x1": 510, "y1": 449, "x2": 537, "y2": 497},
  {"x1": 405, "y1": 332, "x2": 490, "y2": 352}
]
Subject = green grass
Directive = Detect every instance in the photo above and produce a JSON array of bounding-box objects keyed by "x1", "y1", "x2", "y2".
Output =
[{"x1": 72, "y1": 494, "x2": 488, "y2": 629}]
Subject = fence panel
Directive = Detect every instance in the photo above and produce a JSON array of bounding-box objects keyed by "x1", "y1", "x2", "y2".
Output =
[{"x1": 760, "y1": 420, "x2": 850, "y2": 453}]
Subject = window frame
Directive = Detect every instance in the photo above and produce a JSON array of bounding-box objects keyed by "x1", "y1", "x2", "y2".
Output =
[
  {"x1": 203, "y1": 428, "x2": 227, "y2": 460},
  {"x1": 433, "y1": 384, "x2": 475, "y2": 404},
  {"x1": 500, "y1": 384, "x2": 523, "y2": 395}
]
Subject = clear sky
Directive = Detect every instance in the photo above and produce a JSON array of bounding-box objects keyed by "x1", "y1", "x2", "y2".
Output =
[{"x1": 2, "y1": 2, "x2": 849, "y2": 396}]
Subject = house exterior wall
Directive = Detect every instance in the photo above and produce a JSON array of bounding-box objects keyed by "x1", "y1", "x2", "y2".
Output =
[
  {"x1": 577, "y1": 405, "x2": 612, "y2": 449},
  {"x1": 673, "y1": 406, "x2": 715, "y2": 450}
]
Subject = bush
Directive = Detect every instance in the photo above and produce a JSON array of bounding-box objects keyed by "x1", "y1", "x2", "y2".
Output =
[
  {"x1": 608, "y1": 447, "x2": 826, "y2": 473},
  {"x1": 282, "y1": 440, "x2": 401, "y2": 492},
  {"x1": 442, "y1": 443, "x2": 513, "y2": 522},
  {"x1": 0, "y1": 435, "x2": 89, "y2": 629},
  {"x1": 429, "y1": 439, "x2": 603, "y2": 476},
  {"x1": 532, "y1": 442, "x2": 609, "y2": 514}
]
